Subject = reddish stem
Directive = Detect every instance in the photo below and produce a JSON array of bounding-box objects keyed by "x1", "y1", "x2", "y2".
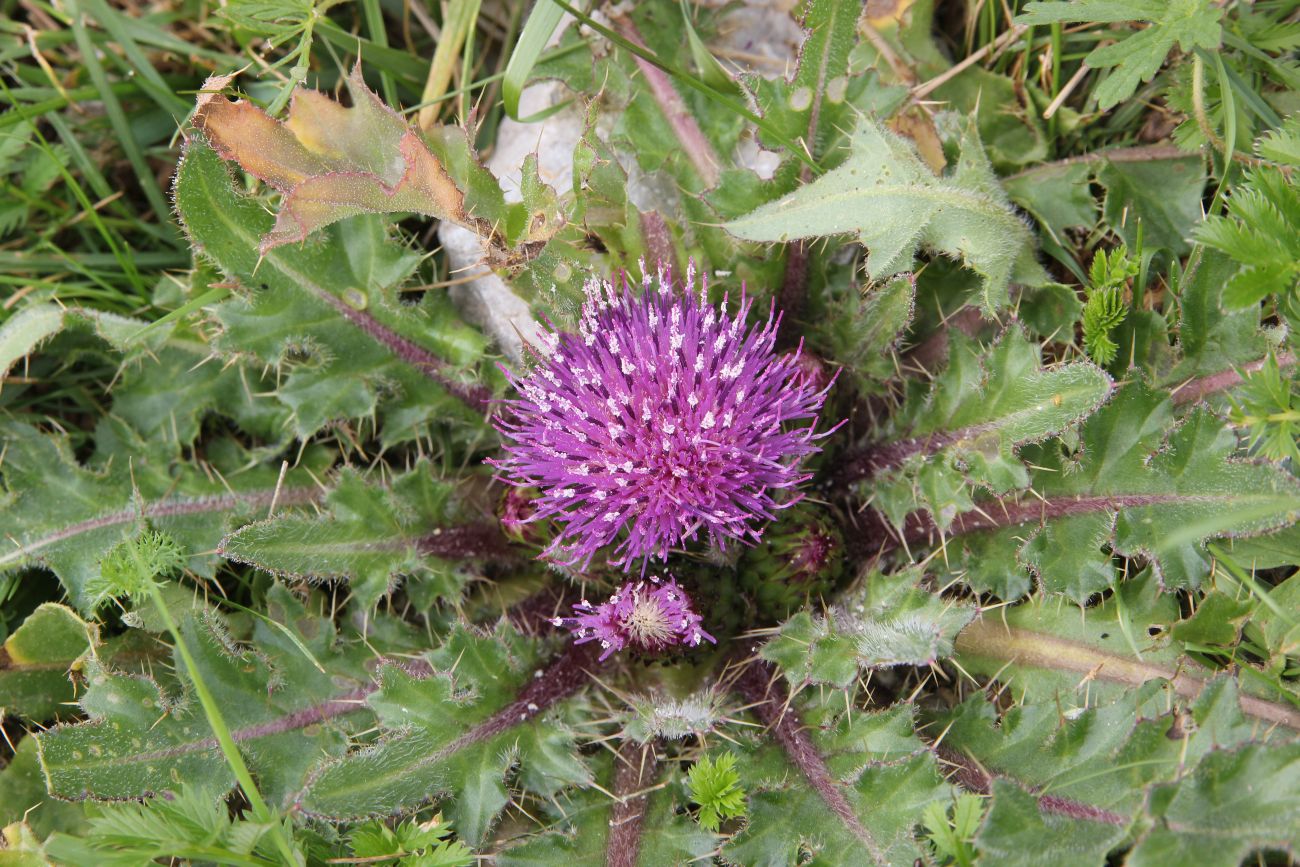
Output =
[
  {"x1": 606, "y1": 741, "x2": 657, "y2": 867},
  {"x1": 415, "y1": 523, "x2": 516, "y2": 562},
  {"x1": 1171, "y1": 351, "x2": 1296, "y2": 406},
  {"x1": 612, "y1": 17, "x2": 721, "y2": 188},
  {"x1": 735, "y1": 661, "x2": 886, "y2": 865},
  {"x1": 836, "y1": 350, "x2": 1297, "y2": 490},
  {"x1": 933, "y1": 744, "x2": 1128, "y2": 825},
  {"x1": 314, "y1": 286, "x2": 492, "y2": 412}
]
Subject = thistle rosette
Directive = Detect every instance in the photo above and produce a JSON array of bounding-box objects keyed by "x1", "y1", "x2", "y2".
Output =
[
  {"x1": 553, "y1": 576, "x2": 715, "y2": 660},
  {"x1": 489, "y1": 264, "x2": 834, "y2": 570}
]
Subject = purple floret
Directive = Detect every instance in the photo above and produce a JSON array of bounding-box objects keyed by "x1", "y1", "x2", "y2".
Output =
[
  {"x1": 552, "y1": 575, "x2": 716, "y2": 661},
  {"x1": 489, "y1": 262, "x2": 834, "y2": 570}
]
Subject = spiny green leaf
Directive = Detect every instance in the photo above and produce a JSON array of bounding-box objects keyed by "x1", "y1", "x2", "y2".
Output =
[
  {"x1": 219, "y1": 465, "x2": 492, "y2": 609},
  {"x1": 0, "y1": 299, "x2": 287, "y2": 449},
  {"x1": 35, "y1": 590, "x2": 391, "y2": 805},
  {"x1": 940, "y1": 381, "x2": 1300, "y2": 600},
  {"x1": 723, "y1": 697, "x2": 952, "y2": 865},
  {"x1": 815, "y1": 274, "x2": 915, "y2": 395},
  {"x1": 174, "y1": 139, "x2": 492, "y2": 442},
  {"x1": 0, "y1": 421, "x2": 323, "y2": 609},
  {"x1": 743, "y1": 0, "x2": 864, "y2": 165},
  {"x1": 762, "y1": 569, "x2": 975, "y2": 687},
  {"x1": 977, "y1": 779, "x2": 1127, "y2": 867},
  {"x1": 937, "y1": 676, "x2": 1265, "y2": 827},
  {"x1": 871, "y1": 328, "x2": 1112, "y2": 528},
  {"x1": 494, "y1": 755, "x2": 716, "y2": 866},
  {"x1": 0, "y1": 737, "x2": 89, "y2": 838},
  {"x1": 295, "y1": 625, "x2": 591, "y2": 846},
  {"x1": 724, "y1": 116, "x2": 1044, "y2": 314},
  {"x1": 1128, "y1": 741, "x2": 1300, "y2": 866},
  {"x1": 0, "y1": 604, "x2": 95, "y2": 721}
]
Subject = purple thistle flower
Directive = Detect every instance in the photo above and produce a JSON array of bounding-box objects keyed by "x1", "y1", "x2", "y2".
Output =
[
  {"x1": 552, "y1": 575, "x2": 715, "y2": 661},
  {"x1": 489, "y1": 263, "x2": 834, "y2": 570}
]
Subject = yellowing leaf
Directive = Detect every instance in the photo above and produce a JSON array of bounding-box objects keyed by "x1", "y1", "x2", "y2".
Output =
[{"x1": 193, "y1": 67, "x2": 470, "y2": 252}]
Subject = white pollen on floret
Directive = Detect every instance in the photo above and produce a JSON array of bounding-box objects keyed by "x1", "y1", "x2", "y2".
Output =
[
  {"x1": 572, "y1": 464, "x2": 590, "y2": 476},
  {"x1": 671, "y1": 306, "x2": 682, "y2": 326},
  {"x1": 606, "y1": 397, "x2": 619, "y2": 413},
  {"x1": 616, "y1": 478, "x2": 628, "y2": 487},
  {"x1": 701, "y1": 411, "x2": 716, "y2": 430},
  {"x1": 680, "y1": 618, "x2": 689, "y2": 629},
  {"x1": 557, "y1": 488, "x2": 576, "y2": 498},
  {"x1": 713, "y1": 333, "x2": 727, "y2": 353},
  {"x1": 620, "y1": 359, "x2": 636, "y2": 376},
  {"x1": 687, "y1": 392, "x2": 699, "y2": 407},
  {"x1": 604, "y1": 510, "x2": 620, "y2": 522},
  {"x1": 662, "y1": 423, "x2": 676, "y2": 435},
  {"x1": 736, "y1": 389, "x2": 746, "y2": 402},
  {"x1": 694, "y1": 354, "x2": 704, "y2": 372},
  {"x1": 672, "y1": 467, "x2": 687, "y2": 478},
  {"x1": 648, "y1": 309, "x2": 659, "y2": 328},
  {"x1": 594, "y1": 490, "x2": 607, "y2": 500},
  {"x1": 607, "y1": 335, "x2": 620, "y2": 355},
  {"x1": 670, "y1": 328, "x2": 684, "y2": 352},
  {"x1": 721, "y1": 362, "x2": 742, "y2": 380},
  {"x1": 703, "y1": 309, "x2": 716, "y2": 330},
  {"x1": 623, "y1": 460, "x2": 634, "y2": 472},
  {"x1": 551, "y1": 617, "x2": 563, "y2": 626},
  {"x1": 607, "y1": 424, "x2": 624, "y2": 439},
  {"x1": 619, "y1": 391, "x2": 633, "y2": 405},
  {"x1": 662, "y1": 438, "x2": 672, "y2": 451},
  {"x1": 723, "y1": 411, "x2": 734, "y2": 428}
]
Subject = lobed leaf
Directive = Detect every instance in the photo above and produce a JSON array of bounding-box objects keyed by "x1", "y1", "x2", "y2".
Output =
[
  {"x1": 723, "y1": 696, "x2": 952, "y2": 865},
  {"x1": 295, "y1": 625, "x2": 592, "y2": 846},
  {"x1": 193, "y1": 68, "x2": 470, "y2": 253},
  {"x1": 0, "y1": 422, "x2": 323, "y2": 609},
  {"x1": 174, "y1": 139, "x2": 493, "y2": 440},
  {"x1": 1017, "y1": 0, "x2": 1221, "y2": 109},
  {"x1": 724, "y1": 116, "x2": 1045, "y2": 314},
  {"x1": 219, "y1": 465, "x2": 502, "y2": 609},
  {"x1": 35, "y1": 589, "x2": 396, "y2": 806},
  {"x1": 762, "y1": 570, "x2": 975, "y2": 687},
  {"x1": 931, "y1": 381, "x2": 1300, "y2": 600},
  {"x1": 867, "y1": 328, "x2": 1112, "y2": 528}
]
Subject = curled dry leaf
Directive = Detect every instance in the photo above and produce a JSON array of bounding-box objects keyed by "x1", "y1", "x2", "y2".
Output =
[{"x1": 192, "y1": 66, "x2": 473, "y2": 253}]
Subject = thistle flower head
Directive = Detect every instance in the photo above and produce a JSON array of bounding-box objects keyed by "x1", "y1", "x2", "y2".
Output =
[
  {"x1": 552, "y1": 576, "x2": 715, "y2": 661},
  {"x1": 490, "y1": 263, "x2": 834, "y2": 570}
]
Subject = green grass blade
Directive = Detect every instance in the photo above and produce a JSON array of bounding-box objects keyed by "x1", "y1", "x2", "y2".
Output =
[{"x1": 503, "y1": 0, "x2": 567, "y2": 120}]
